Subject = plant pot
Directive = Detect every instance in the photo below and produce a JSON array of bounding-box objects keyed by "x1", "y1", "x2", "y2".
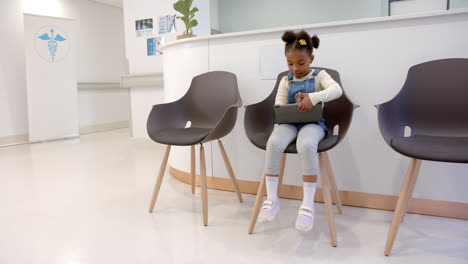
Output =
[{"x1": 176, "y1": 33, "x2": 197, "y2": 40}]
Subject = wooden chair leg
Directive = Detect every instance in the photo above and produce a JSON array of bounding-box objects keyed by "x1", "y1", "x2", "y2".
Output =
[
  {"x1": 323, "y1": 152, "x2": 343, "y2": 214},
  {"x1": 191, "y1": 145, "x2": 196, "y2": 194},
  {"x1": 200, "y1": 144, "x2": 208, "y2": 226},
  {"x1": 149, "y1": 145, "x2": 171, "y2": 213},
  {"x1": 248, "y1": 174, "x2": 266, "y2": 234},
  {"x1": 384, "y1": 158, "x2": 421, "y2": 256},
  {"x1": 217, "y1": 140, "x2": 243, "y2": 203},
  {"x1": 401, "y1": 159, "x2": 422, "y2": 223},
  {"x1": 318, "y1": 153, "x2": 338, "y2": 247},
  {"x1": 278, "y1": 153, "x2": 287, "y2": 197}
]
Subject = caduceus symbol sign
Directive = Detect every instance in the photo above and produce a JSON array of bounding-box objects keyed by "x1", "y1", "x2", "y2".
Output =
[{"x1": 37, "y1": 29, "x2": 66, "y2": 62}]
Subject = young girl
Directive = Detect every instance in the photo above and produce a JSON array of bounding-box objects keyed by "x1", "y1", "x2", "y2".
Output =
[{"x1": 258, "y1": 30, "x2": 342, "y2": 232}]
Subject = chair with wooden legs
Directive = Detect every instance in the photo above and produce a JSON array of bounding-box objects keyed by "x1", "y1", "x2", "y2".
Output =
[
  {"x1": 147, "y1": 71, "x2": 243, "y2": 226},
  {"x1": 377, "y1": 58, "x2": 468, "y2": 256},
  {"x1": 244, "y1": 68, "x2": 357, "y2": 247}
]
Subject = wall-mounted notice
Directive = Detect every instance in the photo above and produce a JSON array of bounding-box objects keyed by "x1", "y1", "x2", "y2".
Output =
[
  {"x1": 158, "y1": 15, "x2": 177, "y2": 34},
  {"x1": 135, "y1": 18, "x2": 153, "y2": 37},
  {"x1": 147, "y1": 36, "x2": 164, "y2": 56}
]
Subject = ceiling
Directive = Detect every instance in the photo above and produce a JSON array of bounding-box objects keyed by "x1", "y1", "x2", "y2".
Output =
[{"x1": 91, "y1": 0, "x2": 123, "y2": 8}]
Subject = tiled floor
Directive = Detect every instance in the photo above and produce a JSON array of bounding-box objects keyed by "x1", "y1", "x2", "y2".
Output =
[{"x1": 1, "y1": 129, "x2": 467, "y2": 264}]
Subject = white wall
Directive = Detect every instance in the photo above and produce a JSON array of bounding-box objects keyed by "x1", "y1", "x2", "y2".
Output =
[
  {"x1": 123, "y1": 0, "x2": 211, "y2": 74},
  {"x1": 123, "y1": 0, "x2": 211, "y2": 138},
  {"x1": 70, "y1": 1, "x2": 126, "y2": 83},
  {"x1": 21, "y1": 0, "x2": 128, "y2": 134},
  {"x1": 0, "y1": 0, "x2": 28, "y2": 138},
  {"x1": 69, "y1": 0, "x2": 129, "y2": 129},
  {"x1": 23, "y1": 0, "x2": 67, "y2": 18},
  {"x1": 78, "y1": 88, "x2": 129, "y2": 128},
  {"x1": 194, "y1": 0, "x2": 211, "y2": 36},
  {"x1": 163, "y1": 11, "x2": 468, "y2": 203}
]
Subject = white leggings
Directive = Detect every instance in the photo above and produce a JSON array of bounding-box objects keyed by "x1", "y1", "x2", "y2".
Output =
[{"x1": 264, "y1": 123, "x2": 325, "y2": 176}]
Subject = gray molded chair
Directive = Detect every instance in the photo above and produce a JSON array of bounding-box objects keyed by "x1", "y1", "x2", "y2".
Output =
[
  {"x1": 377, "y1": 58, "x2": 468, "y2": 256},
  {"x1": 245, "y1": 68, "x2": 357, "y2": 246},
  {"x1": 147, "y1": 71, "x2": 243, "y2": 226}
]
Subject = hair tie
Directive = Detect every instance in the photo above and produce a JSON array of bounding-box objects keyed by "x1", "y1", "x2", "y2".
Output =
[
  {"x1": 298, "y1": 39, "x2": 307, "y2": 46},
  {"x1": 283, "y1": 41, "x2": 287, "y2": 45}
]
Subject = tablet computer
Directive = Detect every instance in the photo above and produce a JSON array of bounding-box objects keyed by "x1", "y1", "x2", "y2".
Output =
[{"x1": 274, "y1": 102, "x2": 323, "y2": 124}]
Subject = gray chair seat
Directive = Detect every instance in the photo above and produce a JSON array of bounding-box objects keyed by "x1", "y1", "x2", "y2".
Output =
[
  {"x1": 250, "y1": 132, "x2": 339, "y2": 153},
  {"x1": 147, "y1": 71, "x2": 242, "y2": 146},
  {"x1": 392, "y1": 135, "x2": 468, "y2": 163},
  {"x1": 152, "y1": 127, "x2": 213, "y2": 146}
]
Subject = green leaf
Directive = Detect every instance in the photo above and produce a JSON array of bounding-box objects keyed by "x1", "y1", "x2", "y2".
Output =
[
  {"x1": 189, "y1": 19, "x2": 198, "y2": 28},
  {"x1": 189, "y1": 7, "x2": 198, "y2": 19},
  {"x1": 173, "y1": 0, "x2": 199, "y2": 31},
  {"x1": 180, "y1": 17, "x2": 190, "y2": 28},
  {"x1": 186, "y1": 0, "x2": 194, "y2": 10},
  {"x1": 173, "y1": 1, "x2": 188, "y2": 16},
  {"x1": 190, "y1": 7, "x2": 199, "y2": 14},
  {"x1": 182, "y1": 0, "x2": 191, "y2": 14}
]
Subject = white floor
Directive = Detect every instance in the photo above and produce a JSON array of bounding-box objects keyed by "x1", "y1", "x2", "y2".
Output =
[{"x1": 1, "y1": 129, "x2": 467, "y2": 264}]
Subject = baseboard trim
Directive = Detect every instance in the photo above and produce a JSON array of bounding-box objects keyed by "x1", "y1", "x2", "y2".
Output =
[
  {"x1": 0, "y1": 134, "x2": 29, "y2": 147},
  {"x1": 0, "y1": 122, "x2": 129, "y2": 148},
  {"x1": 0, "y1": 134, "x2": 81, "y2": 147},
  {"x1": 28, "y1": 134, "x2": 80, "y2": 144},
  {"x1": 79, "y1": 121, "x2": 129, "y2": 134},
  {"x1": 169, "y1": 166, "x2": 468, "y2": 220}
]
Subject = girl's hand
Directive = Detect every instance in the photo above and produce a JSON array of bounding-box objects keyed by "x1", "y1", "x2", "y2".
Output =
[
  {"x1": 298, "y1": 94, "x2": 313, "y2": 112},
  {"x1": 294, "y1": 92, "x2": 303, "y2": 103}
]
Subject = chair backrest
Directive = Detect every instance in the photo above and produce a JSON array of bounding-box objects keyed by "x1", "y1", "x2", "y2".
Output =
[
  {"x1": 262, "y1": 68, "x2": 355, "y2": 142},
  {"x1": 182, "y1": 71, "x2": 241, "y2": 127},
  {"x1": 393, "y1": 58, "x2": 468, "y2": 136}
]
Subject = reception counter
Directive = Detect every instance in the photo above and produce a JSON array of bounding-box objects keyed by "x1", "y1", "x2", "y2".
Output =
[{"x1": 159, "y1": 9, "x2": 468, "y2": 219}]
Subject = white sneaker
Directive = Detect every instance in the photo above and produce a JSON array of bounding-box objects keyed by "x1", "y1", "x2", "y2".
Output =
[
  {"x1": 296, "y1": 206, "x2": 315, "y2": 232},
  {"x1": 258, "y1": 199, "x2": 280, "y2": 223}
]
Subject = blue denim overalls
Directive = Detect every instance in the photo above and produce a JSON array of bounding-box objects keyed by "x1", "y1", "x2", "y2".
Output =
[{"x1": 287, "y1": 69, "x2": 328, "y2": 134}]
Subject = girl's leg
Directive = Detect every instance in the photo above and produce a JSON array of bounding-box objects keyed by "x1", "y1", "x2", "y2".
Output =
[
  {"x1": 295, "y1": 123, "x2": 325, "y2": 231},
  {"x1": 264, "y1": 124, "x2": 297, "y2": 199},
  {"x1": 258, "y1": 124, "x2": 297, "y2": 223}
]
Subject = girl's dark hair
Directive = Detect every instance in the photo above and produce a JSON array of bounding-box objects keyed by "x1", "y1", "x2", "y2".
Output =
[{"x1": 282, "y1": 30, "x2": 320, "y2": 56}]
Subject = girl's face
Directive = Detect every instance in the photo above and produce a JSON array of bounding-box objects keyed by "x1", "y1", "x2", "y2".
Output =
[{"x1": 286, "y1": 49, "x2": 314, "y2": 79}]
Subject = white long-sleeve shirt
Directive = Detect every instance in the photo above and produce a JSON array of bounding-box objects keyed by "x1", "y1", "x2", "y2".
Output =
[{"x1": 275, "y1": 69, "x2": 343, "y2": 106}]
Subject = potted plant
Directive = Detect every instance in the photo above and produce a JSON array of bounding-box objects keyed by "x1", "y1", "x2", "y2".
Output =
[{"x1": 173, "y1": 0, "x2": 199, "y2": 40}]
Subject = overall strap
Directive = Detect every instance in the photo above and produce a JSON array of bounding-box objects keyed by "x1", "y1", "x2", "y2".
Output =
[
  {"x1": 288, "y1": 69, "x2": 321, "y2": 80},
  {"x1": 312, "y1": 69, "x2": 322, "y2": 76}
]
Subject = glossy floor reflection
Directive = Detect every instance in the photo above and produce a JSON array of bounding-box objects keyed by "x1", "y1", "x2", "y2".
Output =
[{"x1": 1, "y1": 129, "x2": 467, "y2": 264}]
